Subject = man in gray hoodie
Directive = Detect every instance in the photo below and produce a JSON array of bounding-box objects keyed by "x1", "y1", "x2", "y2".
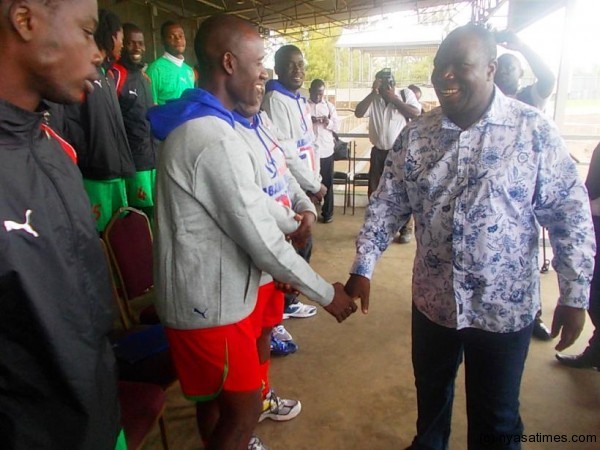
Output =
[{"x1": 148, "y1": 14, "x2": 357, "y2": 450}]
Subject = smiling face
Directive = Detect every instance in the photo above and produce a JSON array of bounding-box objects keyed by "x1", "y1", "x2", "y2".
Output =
[
  {"x1": 228, "y1": 30, "x2": 268, "y2": 113},
  {"x1": 276, "y1": 49, "x2": 305, "y2": 93},
  {"x1": 26, "y1": 0, "x2": 102, "y2": 105},
  {"x1": 123, "y1": 30, "x2": 145, "y2": 65},
  {"x1": 431, "y1": 26, "x2": 497, "y2": 129}
]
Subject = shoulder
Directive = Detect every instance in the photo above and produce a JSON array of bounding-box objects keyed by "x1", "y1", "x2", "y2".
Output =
[
  {"x1": 415, "y1": 107, "x2": 444, "y2": 129},
  {"x1": 180, "y1": 115, "x2": 236, "y2": 137},
  {"x1": 147, "y1": 57, "x2": 168, "y2": 72},
  {"x1": 110, "y1": 63, "x2": 128, "y2": 95},
  {"x1": 264, "y1": 90, "x2": 282, "y2": 101},
  {"x1": 162, "y1": 116, "x2": 240, "y2": 157},
  {"x1": 516, "y1": 85, "x2": 534, "y2": 103},
  {"x1": 263, "y1": 91, "x2": 289, "y2": 110}
]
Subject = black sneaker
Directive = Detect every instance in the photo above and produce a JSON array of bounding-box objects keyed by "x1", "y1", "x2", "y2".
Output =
[{"x1": 555, "y1": 352, "x2": 600, "y2": 370}]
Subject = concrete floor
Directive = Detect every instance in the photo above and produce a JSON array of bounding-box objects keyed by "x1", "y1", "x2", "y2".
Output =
[{"x1": 142, "y1": 207, "x2": 600, "y2": 450}]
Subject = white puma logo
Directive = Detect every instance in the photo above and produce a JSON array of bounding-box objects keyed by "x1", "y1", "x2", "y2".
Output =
[
  {"x1": 128, "y1": 89, "x2": 138, "y2": 97},
  {"x1": 94, "y1": 80, "x2": 103, "y2": 88},
  {"x1": 4, "y1": 210, "x2": 39, "y2": 237}
]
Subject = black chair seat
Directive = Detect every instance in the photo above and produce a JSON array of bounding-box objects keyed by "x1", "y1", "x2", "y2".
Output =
[{"x1": 333, "y1": 171, "x2": 349, "y2": 180}]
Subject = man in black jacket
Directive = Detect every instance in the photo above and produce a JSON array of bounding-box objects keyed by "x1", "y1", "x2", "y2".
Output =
[
  {"x1": 111, "y1": 22, "x2": 157, "y2": 220},
  {"x1": 61, "y1": 9, "x2": 135, "y2": 232},
  {"x1": 0, "y1": 1, "x2": 122, "y2": 449}
]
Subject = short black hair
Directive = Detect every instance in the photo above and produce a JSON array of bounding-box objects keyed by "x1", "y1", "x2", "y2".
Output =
[
  {"x1": 310, "y1": 79, "x2": 325, "y2": 90},
  {"x1": 161, "y1": 20, "x2": 183, "y2": 41},
  {"x1": 194, "y1": 14, "x2": 255, "y2": 86},
  {"x1": 274, "y1": 45, "x2": 302, "y2": 70},
  {"x1": 122, "y1": 22, "x2": 143, "y2": 37},
  {"x1": 193, "y1": 15, "x2": 221, "y2": 74},
  {"x1": 447, "y1": 23, "x2": 497, "y2": 62},
  {"x1": 95, "y1": 9, "x2": 121, "y2": 53},
  {"x1": 408, "y1": 84, "x2": 422, "y2": 96}
]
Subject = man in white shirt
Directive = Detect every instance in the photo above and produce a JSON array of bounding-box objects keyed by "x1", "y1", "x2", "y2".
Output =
[
  {"x1": 355, "y1": 70, "x2": 421, "y2": 242},
  {"x1": 309, "y1": 79, "x2": 339, "y2": 223}
]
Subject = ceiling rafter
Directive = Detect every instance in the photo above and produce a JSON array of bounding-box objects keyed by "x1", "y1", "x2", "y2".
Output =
[{"x1": 124, "y1": 0, "x2": 472, "y2": 39}]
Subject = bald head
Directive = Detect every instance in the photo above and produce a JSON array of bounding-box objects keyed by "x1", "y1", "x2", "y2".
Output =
[
  {"x1": 193, "y1": 13, "x2": 267, "y2": 110},
  {"x1": 194, "y1": 14, "x2": 258, "y2": 85}
]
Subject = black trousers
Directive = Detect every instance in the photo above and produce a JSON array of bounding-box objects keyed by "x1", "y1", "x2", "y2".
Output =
[
  {"x1": 319, "y1": 154, "x2": 335, "y2": 220},
  {"x1": 585, "y1": 216, "x2": 600, "y2": 360},
  {"x1": 411, "y1": 307, "x2": 532, "y2": 450},
  {"x1": 367, "y1": 147, "x2": 389, "y2": 198}
]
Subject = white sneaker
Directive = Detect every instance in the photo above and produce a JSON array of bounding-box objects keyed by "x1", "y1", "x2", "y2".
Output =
[
  {"x1": 259, "y1": 389, "x2": 302, "y2": 422},
  {"x1": 272, "y1": 325, "x2": 293, "y2": 342},
  {"x1": 282, "y1": 301, "x2": 317, "y2": 319},
  {"x1": 248, "y1": 435, "x2": 268, "y2": 450}
]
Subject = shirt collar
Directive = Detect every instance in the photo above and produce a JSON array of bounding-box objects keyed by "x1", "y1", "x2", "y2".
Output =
[
  {"x1": 440, "y1": 87, "x2": 519, "y2": 131},
  {"x1": 163, "y1": 52, "x2": 184, "y2": 67}
]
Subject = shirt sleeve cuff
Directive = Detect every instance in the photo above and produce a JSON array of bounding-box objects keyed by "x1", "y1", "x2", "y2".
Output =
[{"x1": 350, "y1": 254, "x2": 377, "y2": 279}]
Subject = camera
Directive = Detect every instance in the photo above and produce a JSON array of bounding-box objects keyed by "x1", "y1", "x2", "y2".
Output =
[{"x1": 378, "y1": 68, "x2": 394, "y2": 91}]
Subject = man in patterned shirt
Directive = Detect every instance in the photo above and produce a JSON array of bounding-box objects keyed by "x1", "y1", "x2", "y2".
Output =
[{"x1": 346, "y1": 24, "x2": 595, "y2": 450}]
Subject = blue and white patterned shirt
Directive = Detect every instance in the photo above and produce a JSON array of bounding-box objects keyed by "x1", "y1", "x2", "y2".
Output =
[{"x1": 351, "y1": 89, "x2": 595, "y2": 333}]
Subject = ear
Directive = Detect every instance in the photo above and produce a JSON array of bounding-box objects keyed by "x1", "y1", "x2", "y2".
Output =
[
  {"x1": 222, "y1": 51, "x2": 235, "y2": 75},
  {"x1": 9, "y1": 1, "x2": 36, "y2": 42},
  {"x1": 487, "y1": 59, "x2": 498, "y2": 81}
]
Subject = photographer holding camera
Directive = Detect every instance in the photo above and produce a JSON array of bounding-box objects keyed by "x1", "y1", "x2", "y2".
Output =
[
  {"x1": 355, "y1": 69, "x2": 421, "y2": 241},
  {"x1": 494, "y1": 29, "x2": 555, "y2": 111}
]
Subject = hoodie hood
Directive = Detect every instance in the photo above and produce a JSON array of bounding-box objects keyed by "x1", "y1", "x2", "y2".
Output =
[
  {"x1": 147, "y1": 88, "x2": 235, "y2": 140},
  {"x1": 265, "y1": 79, "x2": 300, "y2": 100},
  {"x1": 232, "y1": 110, "x2": 259, "y2": 130}
]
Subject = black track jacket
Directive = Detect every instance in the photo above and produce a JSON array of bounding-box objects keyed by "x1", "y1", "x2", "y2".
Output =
[
  {"x1": 111, "y1": 60, "x2": 157, "y2": 171},
  {"x1": 0, "y1": 99, "x2": 120, "y2": 449}
]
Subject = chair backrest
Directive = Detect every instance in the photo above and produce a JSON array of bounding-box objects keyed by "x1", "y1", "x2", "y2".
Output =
[
  {"x1": 104, "y1": 207, "x2": 154, "y2": 302},
  {"x1": 333, "y1": 140, "x2": 354, "y2": 179},
  {"x1": 352, "y1": 141, "x2": 369, "y2": 179},
  {"x1": 99, "y1": 238, "x2": 132, "y2": 330}
]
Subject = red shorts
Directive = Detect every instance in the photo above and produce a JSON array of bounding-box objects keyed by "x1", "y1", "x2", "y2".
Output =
[
  {"x1": 166, "y1": 282, "x2": 284, "y2": 401},
  {"x1": 251, "y1": 281, "x2": 284, "y2": 334}
]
